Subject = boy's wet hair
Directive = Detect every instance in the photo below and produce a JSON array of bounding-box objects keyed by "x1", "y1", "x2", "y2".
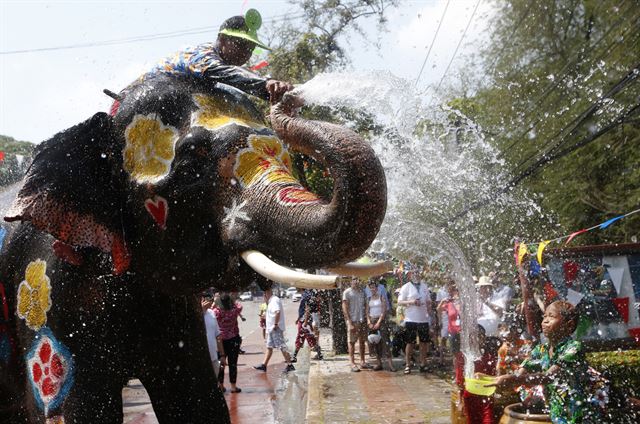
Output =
[{"x1": 549, "y1": 300, "x2": 579, "y2": 333}]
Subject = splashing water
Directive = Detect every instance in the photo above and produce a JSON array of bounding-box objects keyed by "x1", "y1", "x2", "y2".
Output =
[{"x1": 295, "y1": 71, "x2": 550, "y2": 377}]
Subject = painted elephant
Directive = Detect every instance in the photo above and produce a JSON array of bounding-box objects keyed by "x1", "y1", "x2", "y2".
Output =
[{"x1": 0, "y1": 73, "x2": 387, "y2": 423}]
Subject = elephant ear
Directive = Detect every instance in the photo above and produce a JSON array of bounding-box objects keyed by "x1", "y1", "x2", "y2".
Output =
[{"x1": 4, "y1": 112, "x2": 131, "y2": 274}]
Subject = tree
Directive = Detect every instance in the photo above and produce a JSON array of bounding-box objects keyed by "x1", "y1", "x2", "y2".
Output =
[{"x1": 452, "y1": 0, "x2": 640, "y2": 246}]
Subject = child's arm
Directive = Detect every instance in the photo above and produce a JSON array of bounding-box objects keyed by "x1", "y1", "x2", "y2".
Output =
[{"x1": 489, "y1": 365, "x2": 560, "y2": 389}]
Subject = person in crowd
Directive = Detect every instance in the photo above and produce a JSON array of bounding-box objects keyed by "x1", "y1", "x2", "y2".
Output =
[
  {"x1": 397, "y1": 267, "x2": 432, "y2": 374},
  {"x1": 476, "y1": 276, "x2": 504, "y2": 337},
  {"x1": 366, "y1": 279, "x2": 395, "y2": 371},
  {"x1": 490, "y1": 301, "x2": 606, "y2": 423},
  {"x1": 437, "y1": 279, "x2": 461, "y2": 358},
  {"x1": 342, "y1": 277, "x2": 370, "y2": 372},
  {"x1": 291, "y1": 289, "x2": 323, "y2": 362},
  {"x1": 254, "y1": 287, "x2": 295, "y2": 373},
  {"x1": 364, "y1": 277, "x2": 391, "y2": 358},
  {"x1": 201, "y1": 294, "x2": 225, "y2": 384},
  {"x1": 456, "y1": 325, "x2": 499, "y2": 424},
  {"x1": 435, "y1": 282, "x2": 451, "y2": 360},
  {"x1": 496, "y1": 321, "x2": 530, "y2": 376},
  {"x1": 303, "y1": 289, "x2": 323, "y2": 358},
  {"x1": 258, "y1": 300, "x2": 268, "y2": 339},
  {"x1": 112, "y1": 9, "x2": 293, "y2": 114},
  {"x1": 213, "y1": 293, "x2": 243, "y2": 393}
]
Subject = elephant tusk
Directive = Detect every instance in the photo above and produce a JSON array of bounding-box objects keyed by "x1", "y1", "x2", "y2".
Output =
[
  {"x1": 325, "y1": 261, "x2": 394, "y2": 277},
  {"x1": 241, "y1": 250, "x2": 340, "y2": 289}
]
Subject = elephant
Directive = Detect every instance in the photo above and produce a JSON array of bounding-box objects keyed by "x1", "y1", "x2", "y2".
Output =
[{"x1": 0, "y1": 73, "x2": 387, "y2": 423}]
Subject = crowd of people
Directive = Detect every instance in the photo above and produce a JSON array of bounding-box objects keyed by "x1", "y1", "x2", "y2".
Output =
[{"x1": 198, "y1": 259, "x2": 640, "y2": 423}]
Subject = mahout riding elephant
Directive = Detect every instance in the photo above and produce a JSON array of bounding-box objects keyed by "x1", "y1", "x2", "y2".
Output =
[{"x1": 0, "y1": 73, "x2": 387, "y2": 423}]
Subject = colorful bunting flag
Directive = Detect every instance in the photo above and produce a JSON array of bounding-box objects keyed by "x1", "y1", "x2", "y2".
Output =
[
  {"x1": 599, "y1": 215, "x2": 624, "y2": 229},
  {"x1": 564, "y1": 229, "x2": 587, "y2": 246},
  {"x1": 517, "y1": 242, "x2": 528, "y2": 265},
  {"x1": 250, "y1": 60, "x2": 269, "y2": 71},
  {"x1": 537, "y1": 240, "x2": 550, "y2": 265},
  {"x1": 514, "y1": 207, "x2": 640, "y2": 267}
]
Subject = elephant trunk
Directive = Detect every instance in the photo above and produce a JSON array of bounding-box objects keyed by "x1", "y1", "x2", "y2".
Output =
[{"x1": 254, "y1": 96, "x2": 387, "y2": 269}]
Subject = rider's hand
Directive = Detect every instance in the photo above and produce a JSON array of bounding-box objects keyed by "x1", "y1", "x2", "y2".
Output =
[{"x1": 266, "y1": 79, "x2": 294, "y2": 104}]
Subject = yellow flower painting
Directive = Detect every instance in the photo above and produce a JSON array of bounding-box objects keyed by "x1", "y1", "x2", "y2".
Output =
[
  {"x1": 235, "y1": 135, "x2": 297, "y2": 187},
  {"x1": 17, "y1": 259, "x2": 52, "y2": 330},
  {"x1": 192, "y1": 94, "x2": 266, "y2": 131},
  {"x1": 123, "y1": 114, "x2": 179, "y2": 183},
  {"x1": 234, "y1": 135, "x2": 321, "y2": 206}
]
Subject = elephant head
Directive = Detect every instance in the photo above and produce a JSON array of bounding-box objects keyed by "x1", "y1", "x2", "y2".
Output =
[{"x1": 5, "y1": 75, "x2": 387, "y2": 294}]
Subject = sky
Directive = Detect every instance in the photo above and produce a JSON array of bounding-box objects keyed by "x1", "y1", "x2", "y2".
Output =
[{"x1": 0, "y1": 0, "x2": 494, "y2": 143}]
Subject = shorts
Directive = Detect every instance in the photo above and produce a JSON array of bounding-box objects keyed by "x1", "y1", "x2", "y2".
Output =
[
  {"x1": 347, "y1": 322, "x2": 368, "y2": 345},
  {"x1": 266, "y1": 327, "x2": 288, "y2": 351},
  {"x1": 404, "y1": 322, "x2": 430, "y2": 344},
  {"x1": 311, "y1": 312, "x2": 320, "y2": 329},
  {"x1": 259, "y1": 317, "x2": 266, "y2": 329}
]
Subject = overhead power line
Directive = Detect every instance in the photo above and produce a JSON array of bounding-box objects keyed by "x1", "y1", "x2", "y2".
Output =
[
  {"x1": 0, "y1": 12, "x2": 305, "y2": 55},
  {"x1": 433, "y1": 0, "x2": 482, "y2": 94},
  {"x1": 442, "y1": 61, "x2": 640, "y2": 227},
  {"x1": 414, "y1": 0, "x2": 451, "y2": 87}
]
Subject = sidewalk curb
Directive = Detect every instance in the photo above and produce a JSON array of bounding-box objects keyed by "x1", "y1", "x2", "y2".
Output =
[{"x1": 305, "y1": 360, "x2": 325, "y2": 423}]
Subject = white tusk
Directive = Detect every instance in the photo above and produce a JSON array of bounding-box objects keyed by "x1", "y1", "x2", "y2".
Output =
[
  {"x1": 325, "y1": 261, "x2": 393, "y2": 277},
  {"x1": 241, "y1": 250, "x2": 339, "y2": 289}
]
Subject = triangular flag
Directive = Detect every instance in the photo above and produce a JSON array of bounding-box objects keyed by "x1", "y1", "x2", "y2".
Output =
[
  {"x1": 0, "y1": 151, "x2": 4, "y2": 161},
  {"x1": 566, "y1": 288, "x2": 584, "y2": 306},
  {"x1": 543, "y1": 282, "x2": 559, "y2": 302},
  {"x1": 514, "y1": 241, "x2": 520, "y2": 265},
  {"x1": 608, "y1": 267, "x2": 624, "y2": 294},
  {"x1": 250, "y1": 60, "x2": 269, "y2": 71},
  {"x1": 565, "y1": 229, "x2": 587, "y2": 246},
  {"x1": 599, "y1": 215, "x2": 624, "y2": 229},
  {"x1": 517, "y1": 242, "x2": 529, "y2": 265},
  {"x1": 537, "y1": 240, "x2": 550, "y2": 265}
]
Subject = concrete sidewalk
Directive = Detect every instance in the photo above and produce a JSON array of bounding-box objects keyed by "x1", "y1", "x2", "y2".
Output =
[{"x1": 306, "y1": 332, "x2": 454, "y2": 424}]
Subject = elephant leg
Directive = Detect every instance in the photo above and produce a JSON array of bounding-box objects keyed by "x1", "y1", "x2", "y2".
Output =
[
  {"x1": 141, "y1": 362, "x2": 228, "y2": 424},
  {"x1": 57, "y1": 376, "x2": 125, "y2": 423}
]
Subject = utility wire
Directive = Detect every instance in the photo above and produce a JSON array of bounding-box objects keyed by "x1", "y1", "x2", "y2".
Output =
[
  {"x1": 414, "y1": 0, "x2": 451, "y2": 87},
  {"x1": 442, "y1": 61, "x2": 640, "y2": 227},
  {"x1": 433, "y1": 0, "x2": 482, "y2": 95},
  {"x1": 497, "y1": 1, "x2": 638, "y2": 157},
  {"x1": 0, "y1": 13, "x2": 305, "y2": 55},
  {"x1": 512, "y1": 61, "x2": 640, "y2": 174}
]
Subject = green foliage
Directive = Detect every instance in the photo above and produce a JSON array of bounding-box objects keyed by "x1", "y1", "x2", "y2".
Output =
[
  {"x1": 588, "y1": 350, "x2": 640, "y2": 400},
  {"x1": 456, "y1": 0, "x2": 640, "y2": 245},
  {"x1": 260, "y1": 0, "x2": 400, "y2": 83},
  {"x1": 0, "y1": 134, "x2": 33, "y2": 186},
  {"x1": 0, "y1": 134, "x2": 34, "y2": 155}
]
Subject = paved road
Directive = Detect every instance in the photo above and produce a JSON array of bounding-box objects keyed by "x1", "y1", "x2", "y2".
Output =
[{"x1": 123, "y1": 296, "x2": 307, "y2": 423}]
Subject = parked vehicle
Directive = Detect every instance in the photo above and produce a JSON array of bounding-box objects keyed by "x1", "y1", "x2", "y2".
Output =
[
  {"x1": 239, "y1": 292, "x2": 252, "y2": 301},
  {"x1": 285, "y1": 287, "x2": 298, "y2": 298},
  {"x1": 292, "y1": 292, "x2": 302, "y2": 302}
]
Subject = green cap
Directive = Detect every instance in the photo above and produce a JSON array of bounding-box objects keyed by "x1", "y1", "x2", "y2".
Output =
[{"x1": 219, "y1": 9, "x2": 271, "y2": 51}]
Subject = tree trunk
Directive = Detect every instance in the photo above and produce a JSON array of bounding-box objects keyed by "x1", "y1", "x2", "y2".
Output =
[{"x1": 328, "y1": 289, "x2": 348, "y2": 354}]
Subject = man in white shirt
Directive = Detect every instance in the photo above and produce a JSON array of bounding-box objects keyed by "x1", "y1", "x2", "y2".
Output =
[
  {"x1": 476, "y1": 275, "x2": 504, "y2": 337},
  {"x1": 397, "y1": 268, "x2": 432, "y2": 374},
  {"x1": 342, "y1": 278, "x2": 369, "y2": 372},
  {"x1": 254, "y1": 287, "x2": 295, "y2": 373}
]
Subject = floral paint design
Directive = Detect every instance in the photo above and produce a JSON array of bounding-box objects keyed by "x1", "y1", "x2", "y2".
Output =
[
  {"x1": 17, "y1": 260, "x2": 52, "y2": 331},
  {"x1": 191, "y1": 93, "x2": 265, "y2": 131},
  {"x1": 123, "y1": 114, "x2": 179, "y2": 183},
  {"x1": 234, "y1": 135, "x2": 321, "y2": 206},
  {"x1": 27, "y1": 328, "x2": 74, "y2": 414}
]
